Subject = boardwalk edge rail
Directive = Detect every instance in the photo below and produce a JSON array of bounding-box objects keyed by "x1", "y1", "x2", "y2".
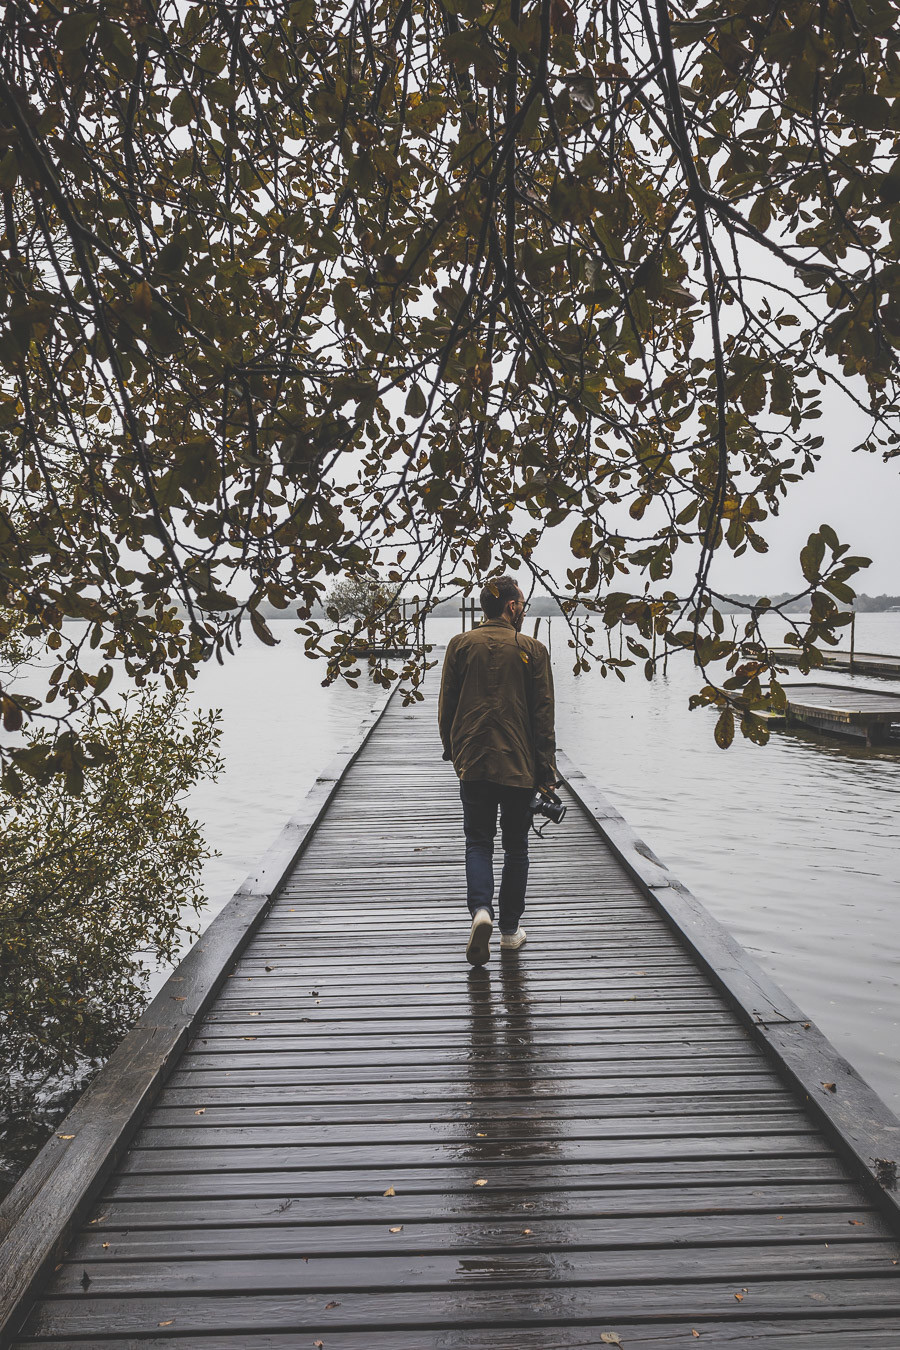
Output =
[
  {"x1": 0, "y1": 686, "x2": 398, "y2": 1347},
  {"x1": 557, "y1": 749, "x2": 900, "y2": 1230}
]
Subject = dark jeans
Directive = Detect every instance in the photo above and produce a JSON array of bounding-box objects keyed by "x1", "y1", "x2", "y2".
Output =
[{"x1": 459, "y1": 779, "x2": 532, "y2": 933}]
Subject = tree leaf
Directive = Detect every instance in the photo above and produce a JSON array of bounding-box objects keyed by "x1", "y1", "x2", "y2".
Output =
[{"x1": 714, "y1": 707, "x2": 735, "y2": 750}]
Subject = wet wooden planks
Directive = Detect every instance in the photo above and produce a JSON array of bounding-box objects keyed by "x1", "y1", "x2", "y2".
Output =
[{"x1": 9, "y1": 685, "x2": 900, "y2": 1348}]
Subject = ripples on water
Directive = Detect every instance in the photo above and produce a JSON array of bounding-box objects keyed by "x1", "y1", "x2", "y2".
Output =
[{"x1": 179, "y1": 614, "x2": 899, "y2": 1109}]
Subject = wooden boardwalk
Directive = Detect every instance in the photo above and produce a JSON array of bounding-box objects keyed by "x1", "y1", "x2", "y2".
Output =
[{"x1": 3, "y1": 681, "x2": 900, "y2": 1347}]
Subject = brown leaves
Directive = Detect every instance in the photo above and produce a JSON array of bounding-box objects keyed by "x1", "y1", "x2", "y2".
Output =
[
  {"x1": 383, "y1": 1186, "x2": 396, "y2": 1196},
  {"x1": 0, "y1": 0, "x2": 895, "y2": 795},
  {"x1": 550, "y1": 0, "x2": 576, "y2": 37},
  {"x1": 714, "y1": 708, "x2": 735, "y2": 751}
]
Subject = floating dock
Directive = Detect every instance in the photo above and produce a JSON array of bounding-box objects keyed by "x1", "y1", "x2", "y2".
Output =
[
  {"x1": 2, "y1": 682, "x2": 899, "y2": 1347},
  {"x1": 774, "y1": 648, "x2": 900, "y2": 679},
  {"x1": 781, "y1": 682, "x2": 900, "y2": 746}
]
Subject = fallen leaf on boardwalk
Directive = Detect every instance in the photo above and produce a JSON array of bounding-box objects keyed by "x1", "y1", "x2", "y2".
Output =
[
  {"x1": 389, "y1": 1226, "x2": 403, "y2": 1233},
  {"x1": 324, "y1": 1300, "x2": 341, "y2": 1310},
  {"x1": 249, "y1": 1011, "x2": 260, "y2": 1016},
  {"x1": 173, "y1": 995, "x2": 186, "y2": 1002},
  {"x1": 158, "y1": 1321, "x2": 174, "y2": 1327},
  {"x1": 849, "y1": 1219, "x2": 865, "y2": 1225},
  {"x1": 314, "y1": 1341, "x2": 324, "y2": 1348},
  {"x1": 195, "y1": 1108, "x2": 206, "y2": 1115},
  {"x1": 265, "y1": 966, "x2": 274, "y2": 971},
  {"x1": 88, "y1": 1215, "x2": 108, "y2": 1225},
  {"x1": 80, "y1": 1271, "x2": 90, "y2": 1290},
  {"x1": 383, "y1": 1186, "x2": 395, "y2": 1196},
  {"x1": 809, "y1": 1292, "x2": 827, "y2": 1302},
  {"x1": 243, "y1": 1036, "x2": 257, "y2": 1041},
  {"x1": 101, "y1": 1242, "x2": 110, "y2": 1250},
  {"x1": 474, "y1": 1178, "x2": 487, "y2": 1186},
  {"x1": 734, "y1": 1292, "x2": 743, "y2": 1302},
  {"x1": 692, "y1": 1332, "x2": 701, "y2": 1338},
  {"x1": 822, "y1": 1081, "x2": 837, "y2": 1092},
  {"x1": 521, "y1": 1228, "x2": 533, "y2": 1236},
  {"x1": 476, "y1": 1132, "x2": 487, "y2": 1137},
  {"x1": 600, "y1": 1335, "x2": 621, "y2": 1346},
  {"x1": 57, "y1": 1134, "x2": 75, "y2": 1140}
]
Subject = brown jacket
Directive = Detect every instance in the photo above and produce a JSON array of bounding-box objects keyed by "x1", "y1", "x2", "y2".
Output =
[{"x1": 438, "y1": 619, "x2": 556, "y2": 790}]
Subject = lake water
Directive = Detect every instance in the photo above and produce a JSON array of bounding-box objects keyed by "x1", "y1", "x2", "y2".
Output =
[{"x1": 182, "y1": 612, "x2": 900, "y2": 1112}]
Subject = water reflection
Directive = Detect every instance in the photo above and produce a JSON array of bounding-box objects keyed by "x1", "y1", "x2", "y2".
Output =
[{"x1": 454, "y1": 957, "x2": 562, "y2": 1285}]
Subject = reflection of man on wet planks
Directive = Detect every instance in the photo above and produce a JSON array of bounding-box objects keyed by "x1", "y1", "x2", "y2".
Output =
[{"x1": 438, "y1": 576, "x2": 557, "y2": 966}]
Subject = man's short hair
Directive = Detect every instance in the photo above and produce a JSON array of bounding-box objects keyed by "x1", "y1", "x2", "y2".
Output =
[{"x1": 480, "y1": 575, "x2": 520, "y2": 618}]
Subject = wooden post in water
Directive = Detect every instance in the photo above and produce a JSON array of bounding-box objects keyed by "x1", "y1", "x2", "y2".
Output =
[
  {"x1": 850, "y1": 610, "x2": 856, "y2": 671},
  {"x1": 533, "y1": 617, "x2": 541, "y2": 640}
]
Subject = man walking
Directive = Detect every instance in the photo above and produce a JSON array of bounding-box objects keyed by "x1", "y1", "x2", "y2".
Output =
[{"x1": 439, "y1": 576, "x2": 557, "y2": 965}]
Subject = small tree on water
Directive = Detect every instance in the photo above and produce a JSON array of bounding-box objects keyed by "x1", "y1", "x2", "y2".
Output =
[
  {"x1": 325, "y1": 577, "x2": 400, "y2": 624},
  {"x1": 0, "y1": 679, "x2": 222, "y2": 1177}
]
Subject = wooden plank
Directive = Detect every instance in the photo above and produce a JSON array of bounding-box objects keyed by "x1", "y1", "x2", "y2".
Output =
[
  {"x1": 0, "y1": 690, "x2": 396, "y2": 1347},
  {"x1": 49, "y1": 1241, "x2": 900, "y2": 1296},
  {"x1": 69, "y1": 1207, "x2": 891, "y2": 1260},
  {"x1": 143, "y1": 1092, "x2": 798, "y2": 1128},
  {"x1": 113, "y1": 1133, "x2": 830, "y2": 1179},
  {"x1": 99, "y1": 1156, "x2": 850, "y2": 1201},
  {"x1": 15, "y1": 1322, "x2": 900, "y2": 1350},
  {"x1": 19, "y1": 1277, "x2": 900, "y2": 1339},
  {"x1": 153, "y1": 1072, "x2": 788, "y2": 1107},
  {"x1": 78, "y1": 1181, "x2": 877, "y2": 1230},
  {"x1": 131, "y1": 1113, "x2": 812, "y2": 1151}
]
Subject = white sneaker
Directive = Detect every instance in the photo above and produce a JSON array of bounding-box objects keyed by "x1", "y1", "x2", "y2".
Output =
[
  {"x1": 466, "y1": 909, "x2": 493, "y2": 966},
  {"x1": 500, "y1": 927, "x2": 527, "y2": 950}
]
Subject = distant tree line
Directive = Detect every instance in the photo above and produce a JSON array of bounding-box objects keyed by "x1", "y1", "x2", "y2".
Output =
[{"x1": 719, "y1": 593, "x2": 900, "y2": 614}]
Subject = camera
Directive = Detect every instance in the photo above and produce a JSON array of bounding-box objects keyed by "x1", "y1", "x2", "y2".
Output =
[{"x1": 530, "y1": 782, "x2": 567, "y2": 826}]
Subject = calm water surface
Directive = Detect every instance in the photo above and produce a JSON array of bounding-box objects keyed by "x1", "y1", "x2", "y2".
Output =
[{"x1": 180, "y1": 614, "x2": 900, "y2": 1109}]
